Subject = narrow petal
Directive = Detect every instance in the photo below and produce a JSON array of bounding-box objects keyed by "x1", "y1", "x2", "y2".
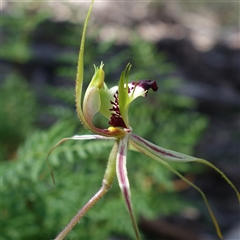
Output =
[
  {"x1": 129, "y1": 137, "x2": 223, "y2": 239},
  {"x1": 130, "y1": 134, "x2": 240, "y2": 239},
  {"x1": 129, "y1": 133, "x2": 198, "y2": 162},
  {"x1": 116, "y1": 135, "x2": 140, "y2": 240},
  {"x1": 129, "y1": 134, "x2": 240, "y2": 201},
  {"x1": 47, "y1": 134, "x2": 115, "y2": 183},
  {"x1": 196, "y1": 158, "x2": 240, "y2": 202},
  {"x1": 71, "y1": 135, "x2": 116, "y2": 141},
  {"x1": 48, "y1": 134, "x2": 115, "y2": 158}
]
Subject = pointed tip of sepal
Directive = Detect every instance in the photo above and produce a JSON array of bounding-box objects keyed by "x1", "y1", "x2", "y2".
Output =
[
  {"x1": 46, "y1": 137, "x2": 71, "y2": 185},
  {"x1": 196, "y1": 158, "x2": 240, "y2": 203}
]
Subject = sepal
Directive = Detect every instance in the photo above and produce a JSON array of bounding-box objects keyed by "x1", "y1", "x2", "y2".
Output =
[{"x1": 116, "y1": 135, "x2": 140, "y2": 240}]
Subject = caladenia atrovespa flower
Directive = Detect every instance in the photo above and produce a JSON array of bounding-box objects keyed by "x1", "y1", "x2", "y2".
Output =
[{"x1": 48, "y1": 1, "x2": 240, "y2": 240}]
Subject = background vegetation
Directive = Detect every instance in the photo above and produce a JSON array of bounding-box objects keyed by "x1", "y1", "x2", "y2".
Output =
[{"x1": 1, "y1": 2, "x2": 238, "y2": 240}]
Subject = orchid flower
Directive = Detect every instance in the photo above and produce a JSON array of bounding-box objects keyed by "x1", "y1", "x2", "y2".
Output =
[{"x1": 48, "y1": 1, "x2": 240, "y2": 240}]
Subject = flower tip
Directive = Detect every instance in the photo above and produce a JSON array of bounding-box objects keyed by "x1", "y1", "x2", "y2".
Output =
[
  {"x1": 129, "y1": 79, "x2": 158, "y2": 99},
  {"x1": 138, "y1": 79, "x2": 158, "y2": 92}
]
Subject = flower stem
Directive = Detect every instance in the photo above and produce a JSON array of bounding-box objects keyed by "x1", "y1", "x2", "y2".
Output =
[
  {"x1": 54, "y1": 186, "x2": 107, "y2": 240},
  {"x1": 54, "y1": 142, "x2": 118, "y2": 240}
]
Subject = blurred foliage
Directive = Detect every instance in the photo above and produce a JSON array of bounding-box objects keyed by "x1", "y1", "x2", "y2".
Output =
[
  {"x1": 1, "y1": 3, "x2": 209, "y2": 240},
  {"x1": 1, "y1": 3, "x2": 51, "y2": 63},
  {"x1": 1, "y1": 73, "x2": 38, "y2": 160}
]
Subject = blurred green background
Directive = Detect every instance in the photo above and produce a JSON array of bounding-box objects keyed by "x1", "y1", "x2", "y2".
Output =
[{"x1": 1, "y1": 1, "x2": 239, "y2": 240}]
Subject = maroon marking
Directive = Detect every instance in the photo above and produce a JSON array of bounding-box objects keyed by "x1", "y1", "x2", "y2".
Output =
[
  {"x1": 118, "y1": 145, "x2": 126, "y2": 183},
  {"x1": 108, "y1": 90, "x2": 127, "y2": 128},
  {"x1": 131, "y1": 80, "x2": 158, "y2": 92},
  {"x1": 108, "y1": 80, "x2": 158, "y2": 128},
  {"x1": 123, "y1": 186, "x2": 132, "y2": 211},
  {"x1": 132, "y1": 134, "x2": 183, "y2": 159},
  {"x1": 117, "y1": 143, "x2": 132, "y2": 211}
]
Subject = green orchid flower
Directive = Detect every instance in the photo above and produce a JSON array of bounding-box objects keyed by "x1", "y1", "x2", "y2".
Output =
[{"x1": 48, "y1": 1, "x2": 240, "y2": 240}]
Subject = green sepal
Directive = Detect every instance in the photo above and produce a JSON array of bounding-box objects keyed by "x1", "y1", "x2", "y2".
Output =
[{"x1": 118, "y1": 63, "x2": 132, "y2": 128}]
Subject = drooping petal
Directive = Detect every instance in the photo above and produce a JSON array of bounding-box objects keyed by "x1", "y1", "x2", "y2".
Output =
[
  {"x1": 71, "y1": 135, "x2": 116, "y2": 141},
  {"x1": 116, "y1": 135, "x2": 140, "y2": 240},
  {"x1": 129, "y1": 133, "x2": 198, "y2": 162},
  {"x1": 196, "y1": 158, "x2": 240, "y2": 202},
  {"x1": 133, "y1": 142, "x2": 222, "y2": 239},
  {"x1": 129, "y1": 133, "x2": 240, "y2": 238},
  {"x1": 129, "y1": 139, "x2": 223, "y2": 239},
  {"x1": 48, "y1": 134, "x2": 115, "y2": 157},
  {"x1": 47, "y1": 134, "x2": 116, "y2": 183},
  {"x1": 129, "y1": 133, "x2": 240, "y2": 201}
]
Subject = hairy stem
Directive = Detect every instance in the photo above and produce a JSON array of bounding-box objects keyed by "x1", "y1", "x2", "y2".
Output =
[
  {"x1": 54, "y1": 142, "x2": 118, "y2": 240},
  {"x1": 54, "y1": 186, "x2": 107, "y2": 240}
]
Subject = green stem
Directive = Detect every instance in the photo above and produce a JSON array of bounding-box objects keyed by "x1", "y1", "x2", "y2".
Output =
[{"x1": 54, "y1": 141, "x2": 118, "y2": 240}]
